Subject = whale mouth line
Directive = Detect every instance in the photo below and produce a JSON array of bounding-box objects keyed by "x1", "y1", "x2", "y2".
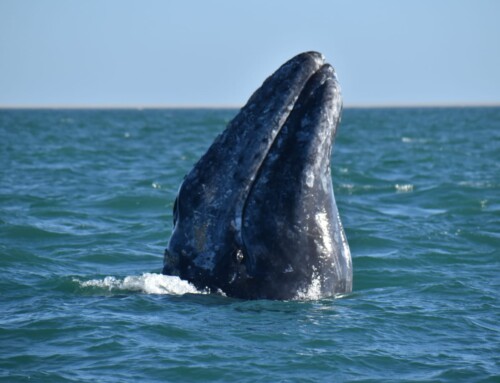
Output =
[
  {"x1": 233, "y1": 60, "x2": 337, "y2": 247},
  {"x1": 230, "y1": 61, "x2": 342, "y2": 286}
]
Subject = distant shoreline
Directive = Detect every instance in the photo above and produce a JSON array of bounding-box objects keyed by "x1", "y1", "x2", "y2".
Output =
[{"x1": 1, "y1": 103, "x2": 500, "y2": 110}]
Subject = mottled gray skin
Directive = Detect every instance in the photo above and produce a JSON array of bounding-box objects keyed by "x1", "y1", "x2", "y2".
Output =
[{"x1": 163, "y1": 52, "x2": 352, "y2": 299}]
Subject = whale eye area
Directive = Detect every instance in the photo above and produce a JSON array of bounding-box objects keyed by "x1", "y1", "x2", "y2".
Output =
[{"x1": 235, "y1": 249, "x2": 244, "y2": 263}]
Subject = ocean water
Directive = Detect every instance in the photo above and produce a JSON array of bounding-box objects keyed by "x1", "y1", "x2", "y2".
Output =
[{"x1": 0, "y1": 107, "x2": 499, "y2": 382}]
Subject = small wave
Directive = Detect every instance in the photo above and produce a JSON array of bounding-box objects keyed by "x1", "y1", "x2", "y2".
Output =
[
  {"x1": 458, "y1": 180, "x2": 495, "y2": 189},
  {"x1": 395, "y1": 184, "x2": 414, "y2": 192},
  {"x1": 151, "y1": 182, "x2": 162, "y2": 189},
  {"x1": 75, "y1": 273, "x2": 205, "y2": 295},
  {"x1": 401, "y1": 136, "x2": 427, "y2": 144}
]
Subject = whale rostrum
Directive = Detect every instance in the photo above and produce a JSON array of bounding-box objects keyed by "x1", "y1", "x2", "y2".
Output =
[{"x1": 163, "y1": 51, "x2": 352, "y2": 300}]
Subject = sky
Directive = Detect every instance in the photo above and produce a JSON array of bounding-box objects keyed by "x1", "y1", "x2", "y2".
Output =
[{"x1": 1, "y1": 0, "x2": 499, "y2": 107}]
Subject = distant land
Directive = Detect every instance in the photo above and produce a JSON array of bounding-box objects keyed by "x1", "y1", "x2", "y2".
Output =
[{"x1": 1, "y1": 102, "x2": 500, "y2": 110}]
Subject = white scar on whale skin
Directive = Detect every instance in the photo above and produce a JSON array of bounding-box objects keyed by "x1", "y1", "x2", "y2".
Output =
[
  {"x1": 315, "y1": 211, "x2": 334, "y2": 256},
  {"x1": 295, "y1": 273, "x2": 322, "y2": 300},
  {"x1": 305, "y1": 170, "x2": 315, "y2": 188}
]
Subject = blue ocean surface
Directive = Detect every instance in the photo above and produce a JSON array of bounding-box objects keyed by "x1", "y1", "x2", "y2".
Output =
[{"x1": 0, "y1": 107, "x2": 499, "y2": 382}]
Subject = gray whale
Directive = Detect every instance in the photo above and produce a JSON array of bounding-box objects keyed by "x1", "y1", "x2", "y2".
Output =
[{"x1": 163, "y1": 51, "x2": 352, "y2": 299}]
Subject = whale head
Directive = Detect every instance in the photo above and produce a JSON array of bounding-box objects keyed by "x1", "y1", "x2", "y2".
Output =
[{"x1": 163, "y1": 51, "x2": 352, "y2": 299}]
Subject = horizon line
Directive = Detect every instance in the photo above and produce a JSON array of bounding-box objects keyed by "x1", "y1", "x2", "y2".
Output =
[{"x1": 1, "y1": 102, "x2": 500, "y2": 110}]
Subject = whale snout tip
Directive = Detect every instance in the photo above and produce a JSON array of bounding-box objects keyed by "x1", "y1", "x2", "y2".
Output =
[{"x1": 303, "y1": 51, "x2": 326, "y2": 64}]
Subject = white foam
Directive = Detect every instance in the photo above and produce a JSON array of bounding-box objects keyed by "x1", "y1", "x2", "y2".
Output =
[
  {"x1": 294, "y1": 274, "x2": 323, "y2": 301},
  {"x1": 395, "y1": 184, "x2": 414, "y2": 193},
  {"x1": 75, "y1": 273, "x2": 204, "y2": 295}
]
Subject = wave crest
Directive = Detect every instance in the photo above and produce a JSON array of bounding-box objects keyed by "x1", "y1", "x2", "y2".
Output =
[{"x1": 75, "y1": 273, "x2": 205, "y2": 295}]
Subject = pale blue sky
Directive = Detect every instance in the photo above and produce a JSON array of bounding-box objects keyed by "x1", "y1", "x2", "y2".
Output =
[{"x1": 1, "y1": 0, "x2": 499, "y2": 107}]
